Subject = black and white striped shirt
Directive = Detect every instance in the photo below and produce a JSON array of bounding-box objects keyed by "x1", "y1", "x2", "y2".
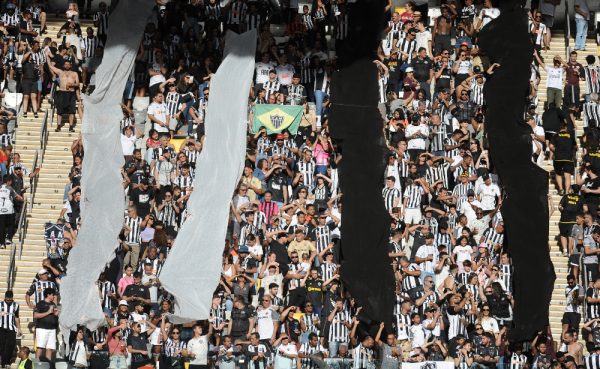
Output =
[
  {"x1": 470, "y1": 80, "x2": 485, "y2": 106},
  {"x1": 302, "y1": 13, "x2": 314, "y2": 30},
  {"x1": 163, "y1": 338, "x2": 186, "y2": 357},
  {"x1": 426, "y1": 163, "x2": 450, "y2": 189},
  {"x1": 320, "y1": 262, "x2": 337, "y2": 281},
  {"x1": 297, "y1": 160, "x2": 315, "y2": 189},
  {"x1": 93, "y1": 11, "x2": 109, "y2": 36},
  {"x1": 159, "y1": 203, "x2": 178, "y2": 229},
  {"x1": 165, "y1": 91, "x2": 181, "y2": 118},
  {"x1": 245, "y1": 12, "x2": 261, "y2": 31},
  {"x1": 352, "y1": 343, "x2": 374, "y2": 369},
  {"x1": 98, "y1": 280, "x2": 116, "y2": 310},
  {"x1": 583, "y1": 101, "x2": 600, "y2": 128},
  {"x1": 328, "y1": 310, "x2": 351, "y2": 342},
  {"x1": 302, "y1": 312, "x2": 320, "y2": 334},
  {"x1": 0, "y1": 133, "x2": 12, "y2": 148},
  {"x1": 396, "y1": 37, "x2": 417, "y2": 63},
  {"x1": 583, "y1": 65, "x2": 600, "y2": 95},
  {"x1": 584, "y1": 353, "x2": 600, "y2": 369},
  {"x1": 27, "y1": 280, "x2": 57, "y2": 304},
  {"x1": 80, "y1": 36, "x2": 102, "y2": 59},
  {"x1": 175, "y1": 175, "x2": 194, "y2": 196},
  {"x1": 588, "y1": 288, "x2": 600, "y2": 320},
  {"x1": 124, "y1": 215, "x2": 142, "y2": 244},
  {"x1": 401, "y1": 263, "x2": 421, "y2": 291},
  {"x1": 335, "y1": 13, "x2": 348, "y2": 40},
  {"x1": 226, "y1": 0, "x2": 247, "y2": 25},
  {"x1": 299, "y1": 342, "x2": 326, "y2": 369},
  {"x1": 500, "y1": 263, "x2": 512, "y2": 292},
  {"x1": 300, "y1": 56, "x2": 313, "y2": 85},
  {"x1": 205, "y1": 4, "x2": 222, "y2": 20},
  {"x1": 0, "y1": 300, "x2": 19, "y2": 331},
  {"x1": 382, "y1": 187, "x2": 401, "y2": 211},
  {"x1": 481, "y1": 228, "x2": 504, "y2": 249},
  {"x1": 263, "y1": 80, "x2": 282, "y2": 96},
  {"x1": 403, "y1": 184, "x2": 424, "y2": 209},
  {"x1": 1, "y1": 12, "x2": 19, "y2": 27},
  {"x1": 395, "y1": 313, "x2": 411, "y2": 340}
]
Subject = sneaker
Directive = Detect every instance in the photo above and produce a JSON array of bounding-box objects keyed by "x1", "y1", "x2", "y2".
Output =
[
  {"x1": 55, "y1": 127, "x2": 61, "y2": 132},
  {"x1": 69, "y1": 127, "x2": 75, "y2": 132},
  {"x1": 23, "y1": 113, "x2": 27, "y2": 118},
  {"x1": 34, "y1": 112, "x2": 39, "y2": 118}
]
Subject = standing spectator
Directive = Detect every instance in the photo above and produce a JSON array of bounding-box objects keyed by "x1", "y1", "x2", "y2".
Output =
[
  {"x1": 0, "y1": 290, "x2": 20, "y2": 367},
  {"x1": 33, "y1": 288, "x2": 59, "y2": 363},
  {"x1": 0, "y1": 176, "x2": 22, "y2": 247},
  {"x1": 574, "y1": 0, "x2": 590, "y2": 51},
  {"x1": 187, "y1": 323, "x2": 211, "y2": 369}
]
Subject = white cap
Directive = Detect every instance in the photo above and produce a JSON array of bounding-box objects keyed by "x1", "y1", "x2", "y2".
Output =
[
  {"x1": 119, "y1": 300, "x2": 128, "y2": 306},
  {"x1": 38, "y1": 268, "x2": 48, "y2": 275},
  {"x1": 405, "y1": 67, "x2": 414, "y2": 73}
]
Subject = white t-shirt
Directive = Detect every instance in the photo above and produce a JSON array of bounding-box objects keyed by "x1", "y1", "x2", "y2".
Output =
[
  {"x1": 274, "y1": 343, "x2": 297, "y2": 369},
  {"x1": 147, "y1": 102, "x2": 169, "y2": 133},
  {"x1": 478, "y1": 8, "x2": 500, "y2": 28},
  {"x1": 0, "y1": 185, "x2": 16, "y2": 214},
  {"x1": 476, "y1": 183, "x2": 501, "y2": 211},
  {"x1": 130, "y1": 312, "x2": 149, "y2": 333},
  {"x1": 121, "y1": 134, "x2": 136, "y2": 156},
  {"x1": 256, "y1": 307, "x2": 279, "y2": 340},
  {"x1": 545, "y1": 66, "x2": 564, "y2": 89},
  {"x1": 188, "y1": 335, "x2": 209, "y2": 365},
  {"x1": 415, "y1": 31, "x2": 432, "y2": 56},
  {"x1": 255, "y1": 62, "x2": 275, "y2": 85},
  {"x1": 453, "y1": 245, "x2": 472, "y2": 264},
  {"x1": 405, "y1": 124, "x2": 429, "y2": 150},
  {"x1": 410, "y1": 324, "x2": 426, "y2": 348},
  {"x1": 416, "y1": 244, "x2": 437, "y2": 273}
]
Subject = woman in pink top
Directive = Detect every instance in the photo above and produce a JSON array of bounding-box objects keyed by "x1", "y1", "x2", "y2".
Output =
[
  {"x1": 118, "y1": 265, "x2": 134, "y2": 297},
  {"x1": 106, "y1": 323, "x2": 128, "y2": 369},
  {"x1": 312, "y1": 134, "x2": 332, "y2": 175}
]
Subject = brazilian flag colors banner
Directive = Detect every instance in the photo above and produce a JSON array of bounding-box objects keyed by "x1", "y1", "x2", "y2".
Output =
[{"x1": 252, "y1": 104, "x2": 303, "y2": 134}]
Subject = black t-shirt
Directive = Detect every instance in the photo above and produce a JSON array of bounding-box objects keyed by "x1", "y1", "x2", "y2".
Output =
[
  {"x1": 305, "y1": 278, "x2": 324, "y2": 307},
  {"x1": 411, "y1": 57, "x2": 433, "y2": 82},
  {"x1": 130, "y1": 187, "x2": 154, "y2": 218},
  {"x1": 585, "y1": 177, "x2": 600, "y2": 202},
  {"x1": 35, "y1": 300, "x2": 59, "y2": 329},
  {"x1": 434, "y1": 62, "x2": 452, "y2": 90},
  {"x1": 22, "y1": 60, "x2": 37, "y2": 79},
  {"x1": 541, "y1": 107, "x2": 564, "y2": 133},
  {"x1": 230, "y1": 306, "x2": 255, "y2": 336},
  {"x1": 69, "y1": 199, "x2": 81, "y2": 222},
  {"x1": 585, "y1": 150, "x2": 600, "y2": 173},
  {"x1": 123, "y1": 283, "x2": 150, "y2": 309},
  {"x1": 127, "y1": 333, "x2": 149, "y2": 362},
  {"x1": 267, "y1": 172, "x2": 287, "y2": 202},
  {"x1": 268, "y1": 240, "x2": 290, "y2": 274},
  {"x1": 384, "y1": 57, "x2": 401, "y2": 85},
  {"x1": 559, "y1": 194, "x2": 584, "y2": 222},
  {"x1": 551, "y1": 131, "x2": 575, "y2": 161}
]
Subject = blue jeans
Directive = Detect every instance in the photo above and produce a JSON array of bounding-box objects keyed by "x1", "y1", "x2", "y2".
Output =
[
  {"x1": 328, "y1": 341, "x2": 347, "y2": 357},
  {"x1": 314, "y1": 90, "x2": 328, "y2": 117},
  {"x1": 315, "y1": 165, "x2": 328, "y2": 175},
  {"x1": 109, "y1": 356, "x2": 127, "y2": 369},
  {"x1": 575, "y1": 17, "x2": 588, "y2": 50}
]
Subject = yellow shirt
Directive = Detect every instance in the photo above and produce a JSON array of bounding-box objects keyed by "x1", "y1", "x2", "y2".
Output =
[
  {"x1": 240, "y1": 176, "x2": 263, "y2": 201},
  {"x1": 288, "y1": 240, "x2": 315, "y2": 258}
]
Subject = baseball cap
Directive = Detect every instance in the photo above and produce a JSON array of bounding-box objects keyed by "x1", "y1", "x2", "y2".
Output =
[
  {"x1": 119, "y1": 300, "x2": 128, "y2": 307},
  {"x1": 460, "y1": 41, "x2": 469, "y2": 47},
  {"x1": 239, "y1": 245, "x2": 250, "y2": 253},
  {"x1": 405, "y1": 67, "x2": 414, "y2": 73},
  {"x1": 38, "y1": 269, "x2": 48, "y2": 275},
  {"x1": 276, "y1": 133, "x2": 285, "y2": 139}
]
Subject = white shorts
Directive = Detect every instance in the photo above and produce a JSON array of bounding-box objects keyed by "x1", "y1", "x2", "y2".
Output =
[
  {"x1": 404, "y1": 208, "x2": 422, "y2": 225},
  {"x1": 36, "y1": 328, "x2": 57, "y2": 350}
]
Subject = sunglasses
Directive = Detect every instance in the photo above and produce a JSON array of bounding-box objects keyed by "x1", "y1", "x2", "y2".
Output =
[{"x1": 172, "y1": 331, "x2": 180, "y2": 335}]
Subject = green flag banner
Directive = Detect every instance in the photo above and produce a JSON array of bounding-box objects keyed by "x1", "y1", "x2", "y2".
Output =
[{"x1": 252, "y1": 104, "x2": 303, "y2": 134}]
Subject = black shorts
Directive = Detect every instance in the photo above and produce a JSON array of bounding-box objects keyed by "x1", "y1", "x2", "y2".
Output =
[
  {"x1": 545, "y1": 131, "x2": 556, "y2": 142},
  {"x1": 559, "y1": 222, "x2": 574, "y2": 237},
  {"x1": 21, "y1": 78, "x2": 38, "y2": 94},
  {"x1": 56, "y1": 90, "x2": 77, "y2": 115},
  {"x1": 562, "y1": 311, "x2": 581, "y2": 329},
  {"x1": 554, "y1": 160, "x2": 575, "y2": 175}
]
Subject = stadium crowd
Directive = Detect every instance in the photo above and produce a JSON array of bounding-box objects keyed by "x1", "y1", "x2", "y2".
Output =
[{"x1": 1, "y1": 0, "x2": 600, "y2": 369}]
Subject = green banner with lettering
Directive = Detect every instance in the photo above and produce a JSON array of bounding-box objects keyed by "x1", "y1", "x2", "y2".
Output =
[{"x1": 251, "y1": 104, "x2": 303, "y2": 135}]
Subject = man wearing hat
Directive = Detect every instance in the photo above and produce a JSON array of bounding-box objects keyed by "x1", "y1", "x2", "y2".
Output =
[{"x1": 25, "y1": 268, "x2": 57, "y2": 308}]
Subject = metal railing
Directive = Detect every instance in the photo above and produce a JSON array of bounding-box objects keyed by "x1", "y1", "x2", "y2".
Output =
[
  {"x1": 564, "y1": 0, "x2": 572, "y2": 59},
  {"x1": 5, "y1": 198, "x2": 27, "y2": 289},
  {"x1": 29, "y1": 110, "x2": 49, "y2": 213}
]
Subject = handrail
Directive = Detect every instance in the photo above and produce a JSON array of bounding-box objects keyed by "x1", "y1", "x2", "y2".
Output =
[
  {"x1": 6, "y1": 198, "x2": 27, "y2": 289},
  {"x1": 28, "y1": 110, "x2": 49, "y2": 213},
  {"x1": 565, "y1": 0, "x2": 571, "y2": 59}
]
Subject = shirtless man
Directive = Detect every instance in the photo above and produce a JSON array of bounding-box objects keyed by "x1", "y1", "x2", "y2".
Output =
[
  {"x1": 433, "y1": 5, "x2": 454, "y2": 55},
  {"x1": 48, "y1": 60, "x2": 80, "y2": 132},
  {"x1": 562, "y1": 330, "x2": 583, "y2": 365}
]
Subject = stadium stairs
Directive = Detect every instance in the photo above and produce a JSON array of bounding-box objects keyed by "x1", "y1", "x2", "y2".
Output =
[
  {"x1": 0, "y1": 18, "x2": 93, "y2": 349},
  {"x1": 539, "y1": 33, "x2": 597, "y2": 343}
]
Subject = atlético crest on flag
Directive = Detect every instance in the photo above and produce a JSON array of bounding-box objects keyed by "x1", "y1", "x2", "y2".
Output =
[{"x1": 252, "y1": 104, "x2": 303, "y2": 134}]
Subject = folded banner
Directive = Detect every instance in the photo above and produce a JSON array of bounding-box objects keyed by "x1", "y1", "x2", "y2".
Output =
[
  {"x1": 251, "y1": 104, "x2": 303, "y2": 134},
  {"x1": 159, "y1": 30, "x2": 257, "y2": 323},
  {"x1": 402, "y1": 362, "x2": 453, "y2": 369},
  {"x1": 59, "y1": 0, "x2": 154, "y2": 331}
]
